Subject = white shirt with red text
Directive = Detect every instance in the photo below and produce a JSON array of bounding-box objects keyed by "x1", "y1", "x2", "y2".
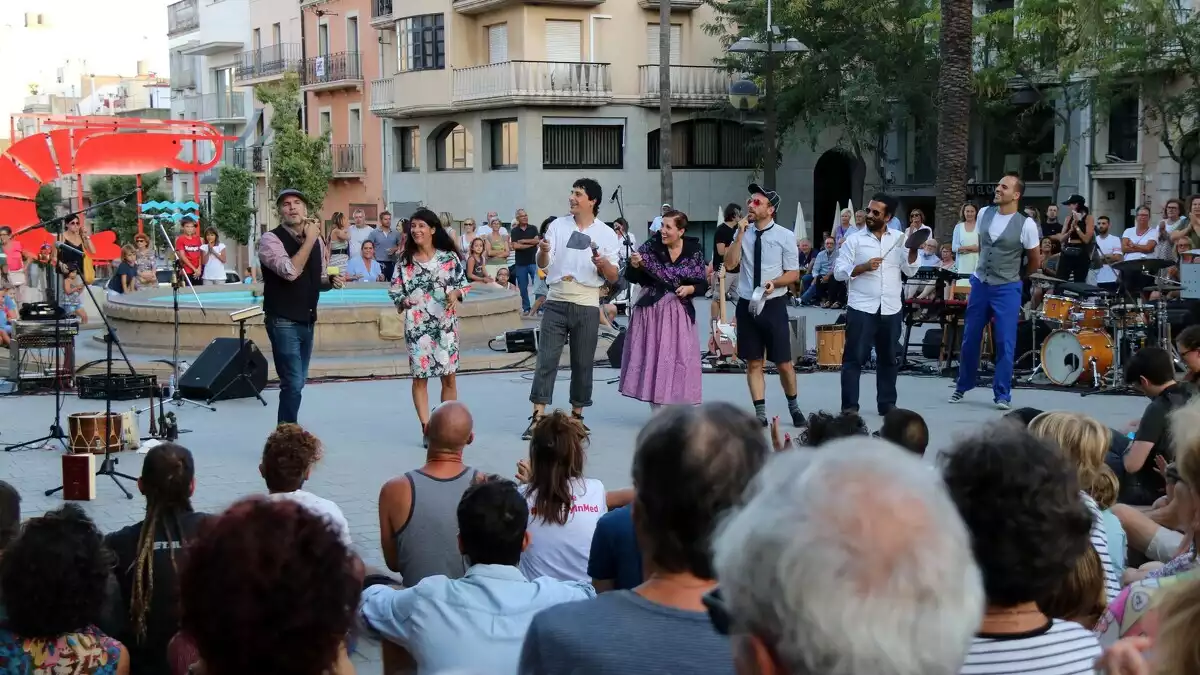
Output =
[{"x1": 520, "y1": 477, "x2": 607, "y2": 583}]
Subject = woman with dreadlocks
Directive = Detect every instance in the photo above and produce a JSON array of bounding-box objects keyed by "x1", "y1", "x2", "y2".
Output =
[{"x1": 104, "y1": 443, "x2": 207, "y2": 675}]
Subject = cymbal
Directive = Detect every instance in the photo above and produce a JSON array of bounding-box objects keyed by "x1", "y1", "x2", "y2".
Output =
[{"x1": 1113, "y1": 258, "x2": 1173, "y2": 275}]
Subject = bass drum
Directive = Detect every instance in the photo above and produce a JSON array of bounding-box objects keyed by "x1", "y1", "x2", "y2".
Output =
[{"x1": 1040, "y1": 329, "x2": 1114, "y2": 387}]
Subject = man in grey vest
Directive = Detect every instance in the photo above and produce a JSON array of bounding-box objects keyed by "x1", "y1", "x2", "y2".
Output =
[{"x1": 949, "y1": 172, "x2": 1041, "y2": 409}]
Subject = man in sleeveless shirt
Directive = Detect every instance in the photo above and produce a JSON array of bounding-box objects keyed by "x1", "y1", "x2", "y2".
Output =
[
  {"x1": 950, "y1": 173, "x2": 1041, "y2": 409},
  {"x1": 257, "y1": 189, "x2": 344, "y2": 425}
]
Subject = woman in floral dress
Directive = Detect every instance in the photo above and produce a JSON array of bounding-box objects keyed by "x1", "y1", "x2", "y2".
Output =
[{"x1": 389, "y1": 209, "x2": 470, "y2": 442}]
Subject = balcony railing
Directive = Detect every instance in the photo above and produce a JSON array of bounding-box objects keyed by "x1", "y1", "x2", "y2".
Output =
[
  {"x1": 330, "y1": 144, "x2": 366, "y2": 175},
  {"x1": 371, "y1": 0, "x2": 395, "y2": 26},
  {"x1": 182, "y1": 93, "x2": 246, "y2": 122},
  {"x1": 167, "y1": 0, "x2": 199, "y2": 36},
  {"x1": 223, "y1": 144, "x2": 270, "y2": 172},
  {"x1": 452, "y1": 61, "x2": 611, "y2": 106},
  {"x1": 235, "y1": 44, "x2": 303, "y2": 83},
  {"x1": 636, "y1": 0, "x2": 703, "y2": 9},
  {"x1": 302, "y1": 52, "x2": 364, "y2": 90},
  {"x1": 637, "y1": 65, "x2": 732, "y2": 106}
]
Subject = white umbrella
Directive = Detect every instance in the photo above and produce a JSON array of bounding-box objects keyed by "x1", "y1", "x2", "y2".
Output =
[
  {"x1": 793, "y1": 202, "x2": 808, "y2": 243},
  {"x1": 831, "y1": 201, "x2": 842, "y2": 240}
]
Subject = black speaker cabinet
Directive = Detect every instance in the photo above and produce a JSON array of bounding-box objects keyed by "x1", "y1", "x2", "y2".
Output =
[
  {"x1": 606, "y1": 330, "x2": 626, "y2": 370},
  {"x1": 179, "y1": 338, "x2": 268, "y2": 402}
]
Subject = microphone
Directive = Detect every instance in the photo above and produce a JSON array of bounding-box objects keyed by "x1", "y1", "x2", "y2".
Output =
[{"x1": 609, "y1": 186, "x2": 621, "y2": 203}]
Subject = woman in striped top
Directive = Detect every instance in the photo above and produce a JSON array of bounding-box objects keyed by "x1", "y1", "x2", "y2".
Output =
[{"x1": 944, "y1": 421, "x2": 1103, "y2": 674}]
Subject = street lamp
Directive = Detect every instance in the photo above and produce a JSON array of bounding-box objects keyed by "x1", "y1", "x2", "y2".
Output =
[{"x1": 727, "y1": 0, "x2": 808, "y2": 190}]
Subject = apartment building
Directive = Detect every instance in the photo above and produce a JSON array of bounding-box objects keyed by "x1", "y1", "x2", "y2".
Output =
[
  {"x1": 167, "y1": 0, "x2": 254, "y2": 203},
  {"x1": 367, "y1": 0, "x2": 836, "y2": 240},
  {"x1": 300, "y1": 0, "x2": 384, "y2": 222}
]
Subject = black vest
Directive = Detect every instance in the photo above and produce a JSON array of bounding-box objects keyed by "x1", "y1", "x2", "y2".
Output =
[{"x1": 262, "y1": 226, "x2": 323, "y2": 324}]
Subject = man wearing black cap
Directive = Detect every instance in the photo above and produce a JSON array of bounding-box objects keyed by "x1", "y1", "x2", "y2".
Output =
[
  {"x1": 1053, "y1": 194, "x2": 1094, "y2": 283},
  {"x1": 257, "y1": 188, "x2": 344, "y2": 424},
  {"x1": 724, "y1": 184, "x2": 803, "y2": 427}
]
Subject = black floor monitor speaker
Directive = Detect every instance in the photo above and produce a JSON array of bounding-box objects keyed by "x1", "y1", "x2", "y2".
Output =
[
  {"x1": 607, "y1": 330, "x2": 626, "y2": 369},
  {"x1": 179, "y1": 337, "x2": 268, "y2": 402}
]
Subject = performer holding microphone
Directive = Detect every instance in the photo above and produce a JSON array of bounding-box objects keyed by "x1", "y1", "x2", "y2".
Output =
[
  {"x1": 950, "y1": 173, "x2": 1041, "y2": 409},
  {"x1": 834, "y1": 193, "x2": 920, "y2": 415},
  {"x1": 1053, "y1": 194, "x2": 1094, "y2": 283}
]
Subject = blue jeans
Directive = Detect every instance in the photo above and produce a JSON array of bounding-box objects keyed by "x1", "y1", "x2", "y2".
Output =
[
  {"x1": 841, "y1": 307, "x2": 902, "y2": 412},
  {"x1": 956, "y1": 277, "x2": 1021, "y2": 403},
  {"x1": 513, "y1": 263, "x2": 537, "y2": 311},
  {"x1": 264, "y1": 315, "x2": 314, "y2": 425},
  {"x1": 800, "y1": 273, "x2": 814, "y2": 296}
]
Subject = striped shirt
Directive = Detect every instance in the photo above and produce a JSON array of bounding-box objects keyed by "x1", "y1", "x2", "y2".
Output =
[
  {"x1": 1080, "y1": 493, "x2": 1121, "y2": 601},
  {"x1": 960, "y1": 619, "x2": 1102, "y2": 674}
]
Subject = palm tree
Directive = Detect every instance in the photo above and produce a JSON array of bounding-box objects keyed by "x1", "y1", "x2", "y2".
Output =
[
  {"x1": 934, "y1": 0, "x2": 973, "y2": 241},
  {"x1": 659, "y1": 0, "x2": 674, "y2": 207}
]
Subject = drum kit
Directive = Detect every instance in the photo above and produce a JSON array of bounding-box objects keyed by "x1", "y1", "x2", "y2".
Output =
[{"x1": 1026, "y1": 258, "x2": 1182, "y2": 390}]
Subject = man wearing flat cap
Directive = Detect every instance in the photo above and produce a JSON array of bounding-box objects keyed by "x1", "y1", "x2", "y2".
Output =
[
  {"x1": 723, "y1": 184, "x2": 804, "y2": 428},
  {"x1": 257, "y1": 188, "x2": 344, "y2": 425}
]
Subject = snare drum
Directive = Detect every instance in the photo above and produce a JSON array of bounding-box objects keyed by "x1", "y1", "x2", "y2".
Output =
[
  {"x1": 816, "y1": 324, "x2": 846, "y2": 368},
  {"x1": 1041, "y1": 295, "x2": 1078, "y2": 325},
  {"x1": 1040, "y1": 329, "x2": 1114, "y2": 387},
  {"x1": 68, "y1": 412, "x2": 123, "y2": 454},
  {"x1": 1078, "y1": 302, "x2": 1108, "y2": 330}
]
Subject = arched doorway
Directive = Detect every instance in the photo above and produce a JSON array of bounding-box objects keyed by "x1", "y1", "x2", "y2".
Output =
[{"x1": 812, "y1": 150, "x2": 857, "y2": 242}]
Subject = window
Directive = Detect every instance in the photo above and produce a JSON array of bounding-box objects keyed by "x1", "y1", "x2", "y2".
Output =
[
  {"x1": 394, "y1": 126, "x2": 420, "y2": 171},
  {"x1": 272, "y1": 23, "x2": 281, "y2": 45},
  {"x1": 545, "y1": 20, "x2": 582, "y2": 61},
  {"x1": 488, "y1": 24, "x2": 508, "y2": 64},
  {"x1": 645, "y1": 24, "x2": 682, "y2": 64},
  {"x1": 436, "y1": 123, "x2": 473, "y2": 170},
  {"x1": 983, "y1": 103, "x2": 1055, "y2": 182},
  {"x1": 543, "y1": 124, "x2": 623, "y2": 169},
  {"x1": 347, "y1": 16, "x2": 360, "y2": 54},
  {"x1": 490, "y1": 120, "x2": 518, "y2": 169},
  {"x1": 1108, "y1": 97, "x2": 1139, "y2": 162},
  {"x1": 349, "y1": 106, "x2": 362, "y2": 145},
  {"x1": 397, "y1": 14, "x2": 445, "y2": 72},
  {"x1": 647, "y1": 120, "x2": 760, "y2": 169},
  {"x1": 319, "y1": 110, "x2": 332, "y2": 135},
  {"x1": 252, "y1": 28, "x2": 261, "y2": 51},
  {"x1": 318, "y1": 23, "x2": 330, "y2": 55}
]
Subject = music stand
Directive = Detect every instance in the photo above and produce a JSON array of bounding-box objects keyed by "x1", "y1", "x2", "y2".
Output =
[{"x1": 206, "y1": 305, "x2": 268, "y2": 406}]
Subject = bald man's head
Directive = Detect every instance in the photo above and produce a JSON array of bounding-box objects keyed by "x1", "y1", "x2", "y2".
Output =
[{"x1": 426, "y1": 401, "x2": 474, "y2": 454}]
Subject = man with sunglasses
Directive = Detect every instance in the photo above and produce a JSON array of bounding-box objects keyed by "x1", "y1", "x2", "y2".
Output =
[
  {"x1": 723, "y1": 184, "x2": 803, "y2": 427},
  {"x1": 949, "y1": 172, "x2": 1041, "y2": 410}
]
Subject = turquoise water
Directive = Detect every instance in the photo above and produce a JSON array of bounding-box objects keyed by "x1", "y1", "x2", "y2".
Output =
[{"x1": 145, "y1": 288, "x2": 395, "y2": 306}]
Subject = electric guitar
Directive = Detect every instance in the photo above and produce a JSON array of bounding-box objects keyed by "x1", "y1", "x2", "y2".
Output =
[{"x1": 709, "y1": 266, "x2": 737, "y2": 357}]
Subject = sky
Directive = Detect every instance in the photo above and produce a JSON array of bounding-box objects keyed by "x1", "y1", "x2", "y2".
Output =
[{"x1": 0, "y1": 0, "x2": 169, "y2": 138}]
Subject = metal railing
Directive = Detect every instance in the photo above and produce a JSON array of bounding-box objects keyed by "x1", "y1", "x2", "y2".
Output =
[
  {"x1": 182, "y1": 93, "x2": 246, "y2": 121},
  {"x1": 370, "y1": 77, "x2": 396, "y2": 111},
  {"x1": 302, "y1": 52, "x2": 363, "y2": 87},
  {"x1": 235, "y1": 44, "x2": 304, "y2": 82},
  {"x1": 637, "y1": 65, "x2": 731, "y2": 102},
  {"x1": 331, "y1": 144, "x2": 365, "y2": 174},
  {"x1": 167, "y1": 0, "x2": 199, "y2": 36},
  {"x1": 452, "y1": 61, "x2": 611, "y2": 104}
]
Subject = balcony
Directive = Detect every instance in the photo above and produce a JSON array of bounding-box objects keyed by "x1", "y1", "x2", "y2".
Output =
[
  {"x1": 167, "y1": 0, "x2": 199, "y2": 37},
  {"x1": 235, "y1": 44, "x2": 303, "y2": 85},
  {"x1": 452, "y1": 0, "x2": 602, "y2": 15},
  {"x1": 170, "y1": 69, "x2": 197, "y2": 92},
  {"x1": 452, "y1": 61, "x2": 611, "y2": 108},
  {"x1": 225, "y1": 145, "x2": 271, "y2": 174},
  {"x1": 370, "y1": 0, "x2": 395, "y2": 28},
  {"x1": 181, "y1": 93, "x2": 247, "y2": 124},
  {"x1": 302, "y1": 52, "x2": 364, "y2": 92},
  {"x1": 330, "y1": 144, "x2": 366, "y2": 177},
  {"x1": 180, "y1": 39, "x2": 247, "y2": 57},
  {"x1": 637, "y1": 65, "x2": 732, "y2": 107},
  {"x1": 637, "y1": 0, "x2": 703, "y2": 9}
]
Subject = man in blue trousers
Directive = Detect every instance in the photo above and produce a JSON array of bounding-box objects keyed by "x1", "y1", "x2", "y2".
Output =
[{"x1": 949, "y1": 172, "x2": 1041, "y2": 410}]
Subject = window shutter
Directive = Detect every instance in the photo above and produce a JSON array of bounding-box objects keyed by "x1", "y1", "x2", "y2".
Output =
[
  {"x1": 488, "y1": 24, "x2": 508, "y2": 63},
  {"x1": 545, "y1": 20, "x2": 581, "y2": 61},
  {"x1": 645, "y1": 24, "x2": 682, "y2": 64}
]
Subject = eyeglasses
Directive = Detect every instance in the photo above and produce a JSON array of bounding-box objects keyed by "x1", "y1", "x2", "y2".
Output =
[{"x1": 701, "y1": 586, "x2": 731, "y2": 635}]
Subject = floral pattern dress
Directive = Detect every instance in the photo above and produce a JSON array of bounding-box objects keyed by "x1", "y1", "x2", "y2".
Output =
[
  {"x1": 0, "y1": 625, "x2": 123, "y2": 674},
  {"x1": 389, "y1": 250, "x2": 470, "y2": 379}
]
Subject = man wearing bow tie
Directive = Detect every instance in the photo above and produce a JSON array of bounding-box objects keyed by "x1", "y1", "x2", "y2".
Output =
[
  {"x1": 724, "y1": 184, "x2": 802, "y2": 428},
  {"x1": 833, "y1": 193, "x2": 920, "y2": 415}
]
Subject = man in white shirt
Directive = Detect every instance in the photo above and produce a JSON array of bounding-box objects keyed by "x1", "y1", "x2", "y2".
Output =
[
  {"x1": 348, "y1": 208, "x2": 374, "y2": 262},
  {"x1": 1093, "y1": 215, "x2": 1123, "y2": 293},
  {"x1": 724, "y1": 184, "x2": 803, "y2": 428},
  {"x1": 834, "y1": 193, "x2": 920, "y2": 415},
  {"x1": 649, "y1": 203, "x2": 670, "y2": 233},
  {"x1": 1121, "y1": 205, "x2": 1160, "y2": 297},
  {"x1": 525, "y1": 178, "x2": 621, "y2": 440},
  {"x1": 949, "y1": 173, "x2": 1041, "y2": 410}
]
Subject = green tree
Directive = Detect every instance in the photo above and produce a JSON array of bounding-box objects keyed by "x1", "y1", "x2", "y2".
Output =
[
  {"x1": 255, "y1": 72, "x2": 332, "y2": 216},
  {"x1": 89, "y1": 175, "x2": 170, "y2": 245},
  {"x1": 212, "y1": 166, "x2": 255, "y2": 245},
  {"x1": 706, "y1": 0, "x2": 941, "y2": 204},
  {"x1": 35, "y1": 184, "x2": 61, "y2": 225}
]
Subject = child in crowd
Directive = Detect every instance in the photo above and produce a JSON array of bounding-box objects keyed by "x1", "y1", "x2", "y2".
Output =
[
  {"x1": 107, "y1": 245, "x2": 138, "y2": 298},
  {"x1": 878, "y1": 408, "x2": 930, "y2": 457},
  {"x1": 62, "y1": 269, "x2": 87, "y2": 324},
  {"x1": 0, "y1": 284, "x2": 16, "y2": 347}
]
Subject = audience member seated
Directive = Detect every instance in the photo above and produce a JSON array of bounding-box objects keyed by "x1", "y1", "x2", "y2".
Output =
[
  {"x1": 709, "y1": 437, "x2": 984, "y2": 675},
  {"x1": 378, "y1": 401, "x2": 483, "y2": 585},
  {"x1": 1005, "y1": 407, "x2": 1133, "y2": 486},
  {"x1": 877, "y1": 408, "x2": 929, "y2": 457},
  {"x1": 942, "y1": 420, "x2": 1102, "y2": 673},
  {"x1": 519, "y1": 403, "x2": 770, "y2": 675},
  {"x1": 517, "y1": 411, "x2": 632, "y2": 583},
  {"x1": 1096, "y1": 398, "x2": 1200, "y2": 649},
  {"x1": 1112, "y1": 463, "x2": 1191, "y2": 571},
  {"x1": 1177, "y1": 324, "x2": 1200, "y2": 385},
  {"x1": 360, "y1": 478, "x2": 594, "y2": 674},
  {"x1": 105, "y1": 444, "x2": 208, "y2": 675},
  {"x1": 177, "y1": 498, "x2": 360, "y2": 675},
  {"x1": 1027, "y1": 412, "x2": 1122, "y2": 600},
  {"x1": 261, "y1": 424, "x2": 351, "y2": 547},
  {"x1": 1121, "y1": 346, "x2": 1198, "y2": 505},
  {"x1": 1036, "y1": 546, "x2": 1108, "y2": 630},
  {"x1": 0, "y1": 504, "x2": 129, "y2": 675},
  {"x1": 587, "y1": 504, "x2": 642, "y2": 592}
]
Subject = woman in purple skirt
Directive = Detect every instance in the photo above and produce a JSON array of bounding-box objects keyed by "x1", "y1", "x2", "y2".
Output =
[{"x1": 619, "y1": 210, "x2": 708, "y2": 408}]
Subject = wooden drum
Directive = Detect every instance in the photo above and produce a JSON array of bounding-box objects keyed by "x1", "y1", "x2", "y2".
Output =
[
  {"x1": 816, "y1": 324, "x2": 846, "y2": 368},
  {"x1": 68, "y1": 412, "x2": 123, "y2": 454}
]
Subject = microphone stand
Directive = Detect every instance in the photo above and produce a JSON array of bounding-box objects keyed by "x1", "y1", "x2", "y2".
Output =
[{"x1": 610, "y1": 186, "x2": 635, "y2": 312}]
